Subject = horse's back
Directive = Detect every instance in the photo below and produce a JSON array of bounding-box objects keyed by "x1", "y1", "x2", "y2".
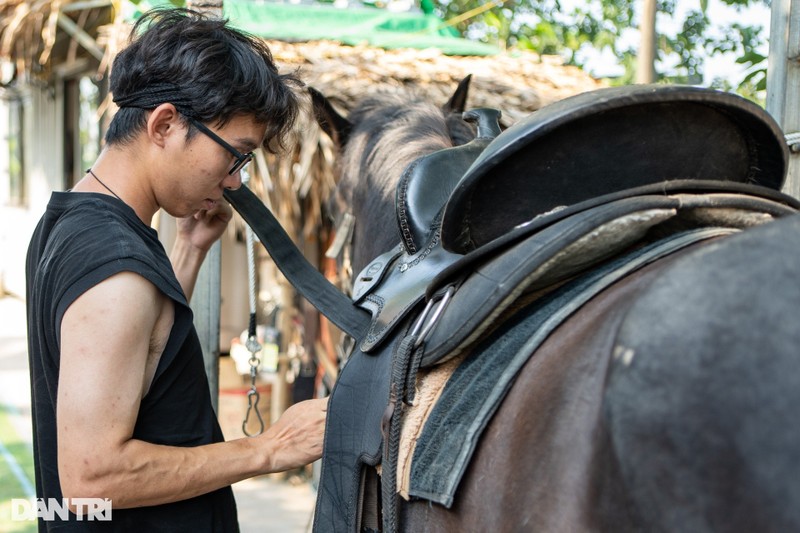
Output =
[
  {"x1": 401, "y1": 214, "x2": 800, "y2": 532},
  {"x1": 606, "y1": 213, "x2": 800, "y2": 531},
  {"x1": 401, "y1": 232, "x2": 695, "y2": 531}
]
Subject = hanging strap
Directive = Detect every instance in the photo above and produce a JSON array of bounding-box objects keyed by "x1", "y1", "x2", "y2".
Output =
[{"x1": 224, "y1": 186, "x2": 371, "y2": 339}]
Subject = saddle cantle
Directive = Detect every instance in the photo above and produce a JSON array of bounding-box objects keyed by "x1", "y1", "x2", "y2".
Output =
[{"x1": 440, "y1": 84, "x2": 789, "y2": 253}]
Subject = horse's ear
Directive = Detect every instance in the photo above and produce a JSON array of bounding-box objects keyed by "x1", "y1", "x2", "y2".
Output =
[
  {"x1": 309, "y1": 87, "x2": 352, "y2": 147},
  {"x1": 443, "y1": 74, "x2": 472, "y2": 115}
]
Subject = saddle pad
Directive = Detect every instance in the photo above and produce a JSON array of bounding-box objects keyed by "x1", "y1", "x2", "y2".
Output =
[
  {"x1": 440, "y1": 84, "x2": 789, "y2": 253},
  {"x1": 407, "y1": 227, "x2": 735, "y2": 507},
  {"x1": 397, "y1": 352, "x2": 468, "y2": 499}
]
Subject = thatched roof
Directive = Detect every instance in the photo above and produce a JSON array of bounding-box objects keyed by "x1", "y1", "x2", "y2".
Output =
[
  {"x1": 265, "y1": 39, "x2": 602, "y2": 124},
  {"x1": 0, "y1": 0, "x2": 117, "y2": 86},
  {"x1": 0, "y1": 0, "x2": 602, "y2": 111}
]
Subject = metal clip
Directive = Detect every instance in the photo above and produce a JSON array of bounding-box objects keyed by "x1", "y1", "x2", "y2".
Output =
[
  {"x1": 410, "y1": 286, "x2": 455, "y2": 349},
  {"x1": 242, "y1": 388, "x2": 265, "y2": 437},
  {"x1": 242, "y1": 336, "x2": 264, "y2": 437}
]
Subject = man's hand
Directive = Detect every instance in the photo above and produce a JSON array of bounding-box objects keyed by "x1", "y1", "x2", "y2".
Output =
[
  {"x1": 259, "y1": 398, "x2": 328, "y2": 472},
  {"x1": 176, "y1": 201, "x2": 233, "y2": 254}
]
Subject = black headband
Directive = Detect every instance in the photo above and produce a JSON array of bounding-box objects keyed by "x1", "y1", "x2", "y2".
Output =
[{"x1": 112, "y1": 83, "x2": 196, "y2": 117}]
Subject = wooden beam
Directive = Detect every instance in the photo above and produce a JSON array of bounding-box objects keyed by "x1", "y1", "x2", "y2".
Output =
[
  {"x1": 636, "y1": 0, "x2": 657, "y2": 84},
  {"x1": 61, "y1": 1, "x2": 113, "y2": 12},
  {"x1": 56, "y1": 13, "x2": 104, "y2": 62},
  {"x1": 766, "y1": 0, "x2": 800, "y2": 199}
]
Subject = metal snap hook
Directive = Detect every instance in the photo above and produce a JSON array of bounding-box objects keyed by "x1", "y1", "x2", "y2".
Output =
[{"x1": 242, "y1": 388, "x2": 265, "y2": 437}]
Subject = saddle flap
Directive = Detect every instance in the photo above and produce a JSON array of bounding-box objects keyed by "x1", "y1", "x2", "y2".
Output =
[
  {"x1": 356, "y1": 243, "x2": 462, "y2": 353},
  {"x1": 440, "y1": 84, "x2": 789, "y2": 254}
]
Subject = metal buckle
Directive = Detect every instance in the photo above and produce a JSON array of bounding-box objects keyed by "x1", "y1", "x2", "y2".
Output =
[{"x1": 410, "y1": 286, "x2": 455, "y2": 349}]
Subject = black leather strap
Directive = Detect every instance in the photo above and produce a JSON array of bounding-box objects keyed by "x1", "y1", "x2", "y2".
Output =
[{"x1": 224, "y1": 186, "x2": 371, "y2": 339}]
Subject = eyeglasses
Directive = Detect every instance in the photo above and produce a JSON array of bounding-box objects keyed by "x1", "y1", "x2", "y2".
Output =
[{"x1": 189, "y1": 118, "x2": 254, "y2": 175}]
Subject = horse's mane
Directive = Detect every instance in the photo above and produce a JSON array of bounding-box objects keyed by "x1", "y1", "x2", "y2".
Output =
[{"x1": 334, "y1": 91, "x2": 474, "y2": 271}]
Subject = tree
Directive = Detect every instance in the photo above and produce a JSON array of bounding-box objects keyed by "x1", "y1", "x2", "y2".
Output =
[{"x1": 432, "y1": 0, "x2": 770, "y2": 98}]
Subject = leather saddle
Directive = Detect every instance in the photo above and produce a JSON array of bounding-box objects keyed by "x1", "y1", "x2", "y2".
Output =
[
  {"x1": 353, "y1": 84, "x2": 790, "y2": 359},
  {"x1": 295, "y1": 85, "x2": 798, "y2": 532},
  {"x1": 439, "y1": 84, "x2": 789, "y2": 253}
]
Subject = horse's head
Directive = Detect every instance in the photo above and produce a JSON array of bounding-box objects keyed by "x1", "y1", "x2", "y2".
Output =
[{"x1": 311, "y1": 76, "x2": 476, "y2": 275}]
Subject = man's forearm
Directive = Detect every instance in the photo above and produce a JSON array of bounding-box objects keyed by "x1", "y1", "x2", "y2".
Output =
[
  {"x1": 169, "y1": 237, "x2": 207, "y2": 301},
  {"x1": 63, "y1": 436, "x2": 267, "y2": 509},
  {"x1": 62, "y1": 396, "x2": 327, "y2": 510}
]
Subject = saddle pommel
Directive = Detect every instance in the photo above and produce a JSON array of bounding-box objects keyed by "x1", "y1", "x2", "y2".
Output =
[{"x1": 396, "y1": 108, "x2": 502, "y2": 255}]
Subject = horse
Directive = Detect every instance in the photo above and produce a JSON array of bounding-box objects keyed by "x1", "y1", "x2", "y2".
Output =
[{"x1": 302, "y1": 78, "x2": 800, "y2": 532}]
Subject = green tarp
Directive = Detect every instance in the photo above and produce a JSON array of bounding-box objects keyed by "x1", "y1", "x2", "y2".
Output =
[{"x1": 130, "y1": 0, "x2": 498, "y2": 56}]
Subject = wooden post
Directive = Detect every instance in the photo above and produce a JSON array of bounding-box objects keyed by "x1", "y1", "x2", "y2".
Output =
[
  {"x1": 766, "y1": 0, "x2": 800, "y2": 199},
  {"x1": 636, "y1": 0, "x2": 657, "y2": 84},
  {"x1": 186, "y1": 0, "x2": 223, "y2": 411},
  {"x1": 192, "y1": 244, "x2": 222, "y2": 413}
]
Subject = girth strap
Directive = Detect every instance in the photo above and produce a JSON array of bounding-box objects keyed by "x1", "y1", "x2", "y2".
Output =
[{"x1": 224, "y1": 185, "x2": 371, "y2": 339}]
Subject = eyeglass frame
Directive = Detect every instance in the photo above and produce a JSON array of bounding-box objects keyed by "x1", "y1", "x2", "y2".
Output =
[{"x1": 188, "y1": 117, "x2": 254, "y2": 175}]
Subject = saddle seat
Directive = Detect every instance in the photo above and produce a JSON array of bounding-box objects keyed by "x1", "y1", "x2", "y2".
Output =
[{"x1": 439, "y1": 84, "x2": 789, "y2": 253}]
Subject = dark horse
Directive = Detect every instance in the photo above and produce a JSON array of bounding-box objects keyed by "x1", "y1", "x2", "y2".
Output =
[{"x1": 306, "y1": 79, "x2": 800, "y2": 532}]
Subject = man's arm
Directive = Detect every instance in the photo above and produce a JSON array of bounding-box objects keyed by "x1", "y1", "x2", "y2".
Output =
[
  {"x1": 170, "y1": 203, "x2": 232, "y2": 301},
  {"x1": 58, "y1": 271, "x2": 326, "y2": 509}
]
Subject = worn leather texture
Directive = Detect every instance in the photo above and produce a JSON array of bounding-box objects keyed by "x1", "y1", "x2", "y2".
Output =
[{"x1": 420, "y1": 192, "x2": 799, "y2": 367}]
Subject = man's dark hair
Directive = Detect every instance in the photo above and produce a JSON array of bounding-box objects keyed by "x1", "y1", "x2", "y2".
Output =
[{"x1": 105, "y1": 8, "x2": 300, "y2": 152}]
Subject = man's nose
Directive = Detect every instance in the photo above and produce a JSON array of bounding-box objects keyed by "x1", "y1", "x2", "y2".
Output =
[{"x1": 223, "y1": 170, "x2": 243, "y2": 191}]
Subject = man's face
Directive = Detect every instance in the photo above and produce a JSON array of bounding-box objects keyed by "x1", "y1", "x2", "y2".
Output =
[{"x1": 160, "y1": 114, "x2": 267, "y2": 217}]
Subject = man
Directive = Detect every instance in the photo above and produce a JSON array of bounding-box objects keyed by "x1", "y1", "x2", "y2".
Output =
[{"x1": 25, "y1": 8, "x2": 326, "y2": 531}]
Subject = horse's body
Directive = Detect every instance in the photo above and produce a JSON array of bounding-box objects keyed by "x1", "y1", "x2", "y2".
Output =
[
  {"x1": 310, "y1": 81, "x2": 800, "y2": 532},
  {"x1": 399, "y1": 214, "x2": 800, "y2": 531}
]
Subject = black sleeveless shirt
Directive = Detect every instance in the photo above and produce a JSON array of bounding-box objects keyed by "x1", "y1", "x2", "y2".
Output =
[{"x1": 26, "y1": 192, "x2": 238, "y2": 532}]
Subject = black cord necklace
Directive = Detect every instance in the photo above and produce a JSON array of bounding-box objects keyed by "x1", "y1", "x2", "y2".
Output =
[{"x1": 86, "y1": 168, "x2": 122, "y2": 202}]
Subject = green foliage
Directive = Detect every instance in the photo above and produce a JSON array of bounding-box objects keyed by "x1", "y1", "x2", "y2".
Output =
[
  {"x1": 431, "y1": 0, "x2": 770, "y2": 97},
  {"x1": 125, "y1": 0, "x2": 769, "y2": 97}
]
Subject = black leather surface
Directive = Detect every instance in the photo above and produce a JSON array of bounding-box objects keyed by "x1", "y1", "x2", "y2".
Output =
[
  {"x1": 422, "y1": 192, "x2": 798, "y2": 367},
  {"x1": 313, "y1": 336, "x2": 397, "y2": 533},
  {"x1": 440, "y1": 85, "x2": 789, "y2": 253},
  {"x1": 397, "y1": 108, "x2": 501, "y2": 254}
]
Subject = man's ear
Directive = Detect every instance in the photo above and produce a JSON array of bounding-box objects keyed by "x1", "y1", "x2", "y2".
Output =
[{"x1": 146, "y1": 103, "x2": 182, "y2": 148}]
